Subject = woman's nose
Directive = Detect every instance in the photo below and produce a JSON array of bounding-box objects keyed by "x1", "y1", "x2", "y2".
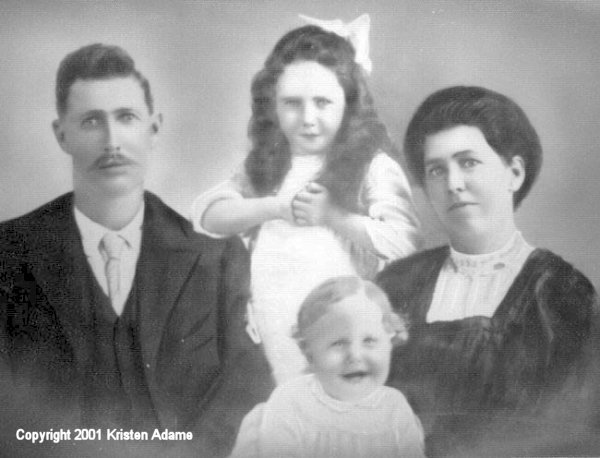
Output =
[{"x1": 446, "y1": 166, "x2": 466, "y2": 193}]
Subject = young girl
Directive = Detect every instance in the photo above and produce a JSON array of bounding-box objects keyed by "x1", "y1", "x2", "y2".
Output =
[
  {"x1": 191, "y1": 17, "x2": 420, "y2": 383},
  {"x1": 230, "y1": 276, "x2": 425, "y2": 458}
]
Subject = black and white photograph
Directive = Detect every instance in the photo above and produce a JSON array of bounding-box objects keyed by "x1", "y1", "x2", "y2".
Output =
[{"x1": 0, "y1": 1, "x2": 599, "y2": 456}]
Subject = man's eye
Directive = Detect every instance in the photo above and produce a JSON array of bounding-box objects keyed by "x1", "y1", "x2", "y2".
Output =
[
  {"x1": 119, "y1": 113, "x2": 137, "y2": 122},
  {"x1": 81, "y1": 117, "x2": 100, "y2": 128},
  {"x1": 283, "y1": 99, "x2": 301, "y2": 107}
]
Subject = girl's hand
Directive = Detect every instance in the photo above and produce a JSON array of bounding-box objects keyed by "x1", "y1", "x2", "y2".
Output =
[{"x1": 292, "y1": 182, "x2": 340, "y2": 226}]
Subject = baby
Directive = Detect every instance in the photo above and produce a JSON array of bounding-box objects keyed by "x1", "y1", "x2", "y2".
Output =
[{"x1": 231, "y1": 276, "x2": 425, "y2": 458}]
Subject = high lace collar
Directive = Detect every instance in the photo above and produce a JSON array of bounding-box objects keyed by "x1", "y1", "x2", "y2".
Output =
[{"x1": 449, "y1": 231, "x2": 532, "y2": 276}]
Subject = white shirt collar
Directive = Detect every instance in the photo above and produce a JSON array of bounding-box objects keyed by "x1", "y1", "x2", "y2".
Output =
[{"x1": 74, "y1": 203, "x2": 145, "y2": 257}]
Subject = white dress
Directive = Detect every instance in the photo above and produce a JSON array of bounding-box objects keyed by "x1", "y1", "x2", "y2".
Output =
[
  {"x1": 230, "y1": 374, "x2": 426, "y2": 458},
  {"x1": 191, "y1": 152, "x2": 420, "y2": 383}
]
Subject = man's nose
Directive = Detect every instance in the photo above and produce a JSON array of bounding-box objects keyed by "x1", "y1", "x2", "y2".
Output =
[{"x1": 103, "y1": 119, "x2": 121, "y2": 154}]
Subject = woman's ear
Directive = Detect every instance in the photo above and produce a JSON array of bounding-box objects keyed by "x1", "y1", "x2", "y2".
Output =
[{"x1": 508, "y1": 155, "x2": 526, "y2": 193}]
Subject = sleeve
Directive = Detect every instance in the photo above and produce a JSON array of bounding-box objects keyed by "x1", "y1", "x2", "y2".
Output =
[
  {"x1": 536, "y1": 259, "x2": 599, "y2": 397},
  {"x1": 360, "y1": 153, "x2": 422, "y2": 264},
  {"x1": 191, "y1": 237, "x2": 274, "y2": 457},
  {"x1": 258, "y1": 385, "x2": 304, "y2": 458},
  {"x1": 189, "y1": 164, "x2": 255, "y2": 239}
]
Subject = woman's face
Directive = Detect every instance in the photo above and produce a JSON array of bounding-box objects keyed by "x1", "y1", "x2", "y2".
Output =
[
  {"x1": 423, "y1": 125, "x2": 525, "y2": 254},
  {"x1": 275, "y1": 60, "x2": 346, "y2": 156}
]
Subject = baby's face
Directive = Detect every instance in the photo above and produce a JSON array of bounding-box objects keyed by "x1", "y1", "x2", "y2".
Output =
[{"x1": 303, "y1": 293, "x2": 393, "y2": 402}]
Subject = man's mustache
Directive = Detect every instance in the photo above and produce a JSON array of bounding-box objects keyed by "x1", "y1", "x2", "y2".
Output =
[{"x1": 92, "y1": 152, "x2": 137, "y2": 169}]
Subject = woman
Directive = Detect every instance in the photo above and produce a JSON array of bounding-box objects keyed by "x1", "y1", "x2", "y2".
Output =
[{"x1": 377, "y1": 86, "x2": 599, "y2": 456}]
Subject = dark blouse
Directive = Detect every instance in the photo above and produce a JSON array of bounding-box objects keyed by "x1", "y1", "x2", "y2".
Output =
[{"x1": 377, "y1": 247, "x2": 600, "y2": 457}]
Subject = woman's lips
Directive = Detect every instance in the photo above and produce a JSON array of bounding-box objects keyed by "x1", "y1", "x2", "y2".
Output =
[{"x1": 449, "y1": 201, "x2": 476, "y2": 211}]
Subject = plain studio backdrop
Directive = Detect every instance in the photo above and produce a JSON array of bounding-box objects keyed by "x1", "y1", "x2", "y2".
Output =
[{"x1": 0, "y1": 0, "x2": 599, "y2": 291}]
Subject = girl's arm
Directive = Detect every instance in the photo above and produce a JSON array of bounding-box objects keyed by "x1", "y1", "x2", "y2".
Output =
[
  {"x1": 292, "y1": 182, "x2": 375, "y2": 251},
  {"x1": 202, "y1": 195, "x2": 289, "y2": 236},
  {"x1": 291, "y1": 153, "x2": 422, "y2": 261},
  {"x1": 190, "y1": 168, "x2": 292, "y2": 238}
]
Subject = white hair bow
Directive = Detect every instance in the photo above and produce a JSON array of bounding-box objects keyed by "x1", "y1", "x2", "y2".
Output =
[{"x1": 299, "y1": 13, "x2": 372, "y2": 74}]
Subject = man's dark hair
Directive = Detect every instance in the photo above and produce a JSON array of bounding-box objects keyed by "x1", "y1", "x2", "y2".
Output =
[{"x1": 55, "y1": 43, "x2": 153, "y2": 115}]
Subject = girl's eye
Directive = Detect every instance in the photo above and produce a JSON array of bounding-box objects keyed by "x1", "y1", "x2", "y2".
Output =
[
  {"x1": 315, "y1": 98, "x2": 331, "y2": 108},
  {"x1": 364, "y1": 336, "x2": 378, "y2": 346}
]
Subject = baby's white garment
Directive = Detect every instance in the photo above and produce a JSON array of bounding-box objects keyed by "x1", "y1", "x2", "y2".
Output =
[{"x1": 230, "y1": 374, "x2": 425, "y2": 458}]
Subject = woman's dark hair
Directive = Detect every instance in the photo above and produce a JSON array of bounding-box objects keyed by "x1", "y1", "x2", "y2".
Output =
[
  {"x1": 245, "y1": 25, "x2": 397, "y2": 211},
  {"x1": 404, "y1": 86, "x2": 542, "y2": 207}
]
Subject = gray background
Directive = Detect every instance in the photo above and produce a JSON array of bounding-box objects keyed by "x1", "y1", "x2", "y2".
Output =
[{"x1": 1, "y1": 0, "x2": 598, "y2": 290}]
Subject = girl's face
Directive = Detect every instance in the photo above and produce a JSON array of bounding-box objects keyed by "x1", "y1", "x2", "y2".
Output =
[
  {"x1": 423, "y1": 125, "x2": 525, "y2": 254},
  {"x1": 302, "y1": 293, "x2": 393, "y2": 402},
  {"x1": 275, "y1": 60, "x2": 346, "y2": 156}
]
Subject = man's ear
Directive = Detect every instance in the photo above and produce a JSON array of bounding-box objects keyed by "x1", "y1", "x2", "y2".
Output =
[
  {"x1": 150, "y1": 112, "x2": 162, "y2": 147},
  {"x1": 52, "y1": 119, "x2": 68, "y2": 152}
]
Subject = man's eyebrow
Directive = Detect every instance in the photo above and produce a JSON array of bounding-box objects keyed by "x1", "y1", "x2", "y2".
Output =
[
  {"x1": 113, "y1": 106, "x2": 143, "y2": 114},
  {"x1": 77, "y1": 109, "x2": 105, "y2": 118}
]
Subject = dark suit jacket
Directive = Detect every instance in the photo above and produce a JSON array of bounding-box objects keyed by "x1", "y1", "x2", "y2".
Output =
[{"x1": 0, "y1": 192, "x2": 272, "y2": 457}]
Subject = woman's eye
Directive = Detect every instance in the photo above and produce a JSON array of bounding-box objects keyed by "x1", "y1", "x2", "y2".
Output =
[
  {"x1": 427, "y1": 166, "x2": 445, "y2": 178},
  {"x1": 461, "y1": 158, "x2": 479, "y2": 168}
]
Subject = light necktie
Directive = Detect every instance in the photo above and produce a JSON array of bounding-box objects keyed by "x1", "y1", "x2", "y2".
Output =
[{"x1": 100, "y1": 232, "x2": 126, "y2": 315}]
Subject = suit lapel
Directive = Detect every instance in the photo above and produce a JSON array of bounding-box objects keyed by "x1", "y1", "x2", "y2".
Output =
[
  {"x1": 29, "y1": 195, "x2": 95, "y2": 374},
  {"x1": 137, "y1": 194, "x2": 203, "y2": 375}
]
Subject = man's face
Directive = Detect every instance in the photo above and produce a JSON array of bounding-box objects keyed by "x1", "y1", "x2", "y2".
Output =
[{"x1": 53, "y1": 76, "x2": 160, "y2": 197}]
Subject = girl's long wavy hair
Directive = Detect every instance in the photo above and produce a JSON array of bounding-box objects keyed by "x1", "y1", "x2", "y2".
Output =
[{"x1": 245, "y1": 25, "x2": 398, "y2": 211}]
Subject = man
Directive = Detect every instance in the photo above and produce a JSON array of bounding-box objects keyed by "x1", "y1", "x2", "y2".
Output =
[{"x1": 0, "y1": 44, "x2": 270, "y2": 456}]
